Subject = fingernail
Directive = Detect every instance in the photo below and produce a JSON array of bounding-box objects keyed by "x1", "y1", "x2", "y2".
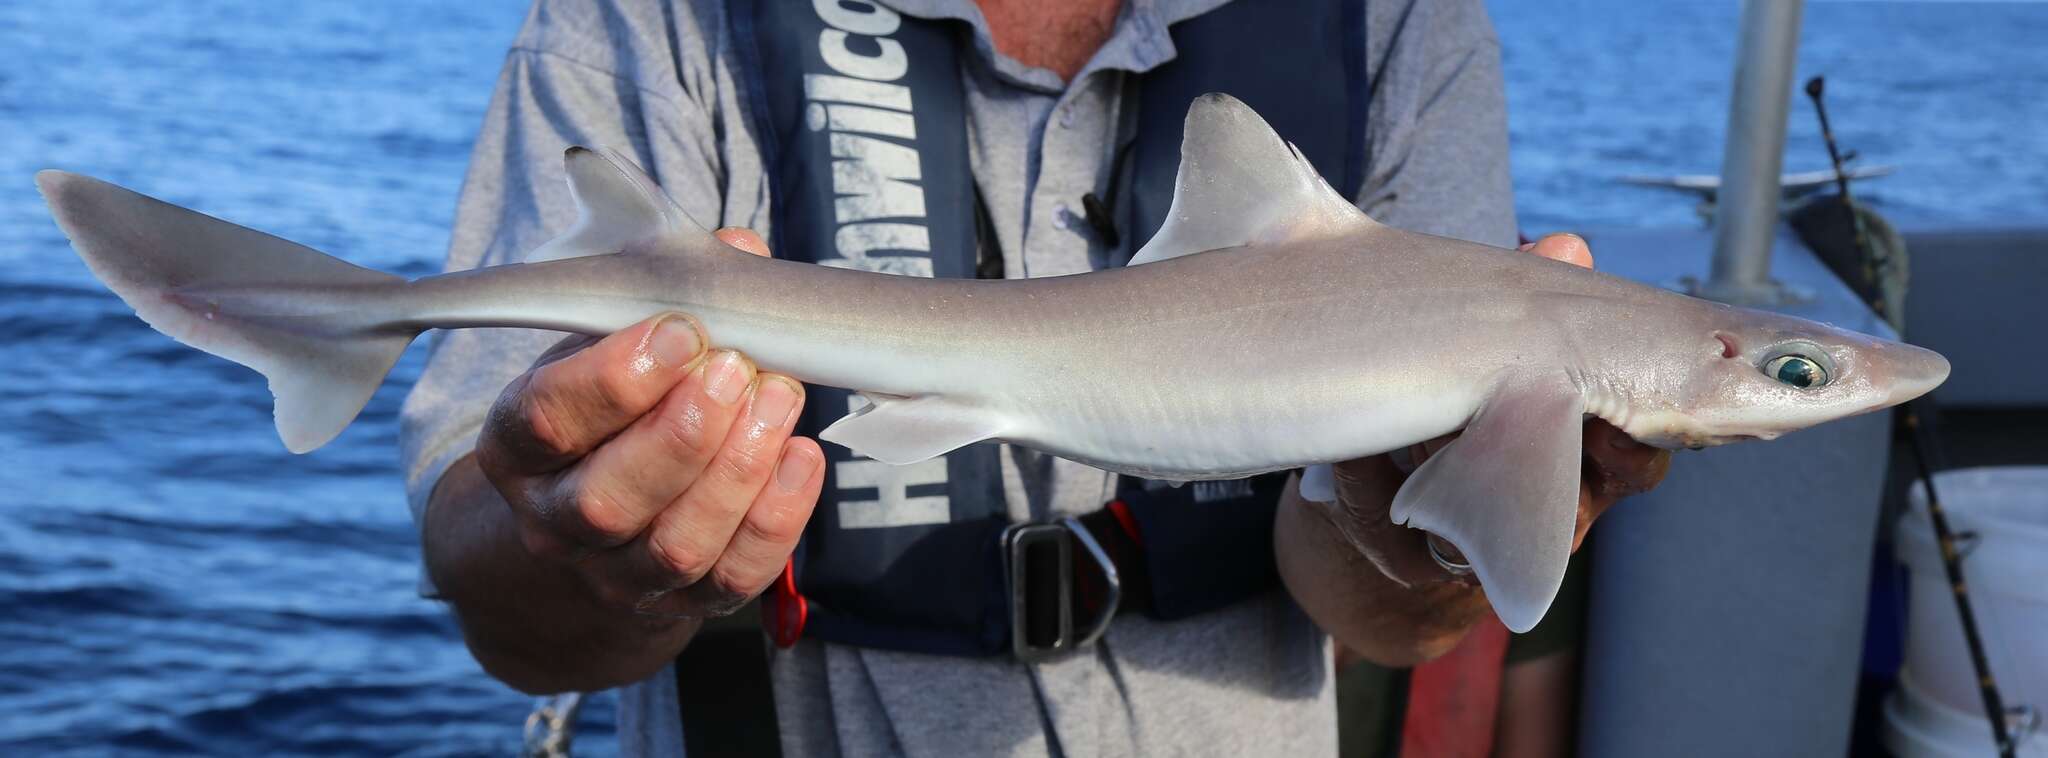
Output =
[
  {"x1": 704, "y1": 351, "x2": 750, "y2": 405},
  {"x1": 652, "y1": 315, "x2": 702, "y2": 368},
  {"x1": 776, "y1": 444, "x2": 818, "y2": 491},
  {"x1": 752, "y1": 378, "x2": 802, "y2": 427},
  {"x1": 1554, "y1": 233, "x2": 1592, "y2": 262}
]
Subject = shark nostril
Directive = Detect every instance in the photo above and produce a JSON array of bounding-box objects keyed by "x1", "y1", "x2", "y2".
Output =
[{"x1": 1714, "y1": 333, "x2": 1739, "y2": 359}]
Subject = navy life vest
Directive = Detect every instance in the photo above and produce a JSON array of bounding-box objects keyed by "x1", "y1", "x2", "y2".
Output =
[{"x1": 726, "y1": 0, "x2": 1367, "y2": 657}]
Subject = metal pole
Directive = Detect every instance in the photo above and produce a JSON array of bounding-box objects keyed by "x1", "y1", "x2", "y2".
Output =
[{"x1": 1701, "y1": 0, "x2": 1806, "y2": 305}]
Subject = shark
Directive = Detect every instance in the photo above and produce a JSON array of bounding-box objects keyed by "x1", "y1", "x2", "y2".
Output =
[{"x1": 35, "y1": 94, "x2": 1949, "y2": 632}]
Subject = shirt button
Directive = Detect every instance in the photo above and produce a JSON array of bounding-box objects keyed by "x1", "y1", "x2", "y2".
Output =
[
  {"x1": 1057, "y1": 103, "x2": 1076, "y2": 129},
  {"x1": 1053, "y1": 202, "x2": 1074, "y2": 229}
]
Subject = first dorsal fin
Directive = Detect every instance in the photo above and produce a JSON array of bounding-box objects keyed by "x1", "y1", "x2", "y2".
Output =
[
  {"x1": 1127, "y1": 93, "x2": 1372, "y2": 266},
  {"x1": 525, "y1": 146, "x2": 706, "y2": 262}
]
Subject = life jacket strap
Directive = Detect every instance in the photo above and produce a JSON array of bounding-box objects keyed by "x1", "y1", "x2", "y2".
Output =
[{"x1": 765, "y1": 471, "x2": 1290, "y2": 658}]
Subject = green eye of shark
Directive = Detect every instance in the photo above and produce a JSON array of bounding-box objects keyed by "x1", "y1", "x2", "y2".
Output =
[{"x1": 1764, "y1": 354, "x2": 1828, "y2": 389}]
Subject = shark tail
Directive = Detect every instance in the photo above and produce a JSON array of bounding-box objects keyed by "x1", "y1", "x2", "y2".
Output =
[{"x1": 36, "y1": 170, "x2": 416, "y2": 454}]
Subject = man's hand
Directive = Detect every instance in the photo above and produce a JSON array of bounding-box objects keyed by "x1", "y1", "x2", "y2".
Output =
[
  {"x1": 477, "y1": 229, "x2": 824, "y2": 618},
  {"x1": 1317, "y1": 234, "x2": 1669, "y2": 588},
  {"x1": 1275, "y1": 233, "x2": 1671, "y2": 665},
  {"x1": 424, "y1": 229, "x2": 825, "y2": 693}
]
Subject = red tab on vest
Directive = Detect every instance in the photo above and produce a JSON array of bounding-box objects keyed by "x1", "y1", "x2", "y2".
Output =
[{"x1": 1400, "y1": 615, "x2": 1511, "y2": 757}]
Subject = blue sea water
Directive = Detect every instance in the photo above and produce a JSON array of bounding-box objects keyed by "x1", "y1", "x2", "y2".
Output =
[
  {"x1": 1500, "y1": 0, "x2": 2048, "y2": 233},
  {"x1": 0, "y1": 0, "x2": 2042, "y2": 754}
]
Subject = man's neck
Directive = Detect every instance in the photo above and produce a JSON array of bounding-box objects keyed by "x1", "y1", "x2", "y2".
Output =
[{"x1": 974, "y1": 0, "x2": 1122, "y2": 83}]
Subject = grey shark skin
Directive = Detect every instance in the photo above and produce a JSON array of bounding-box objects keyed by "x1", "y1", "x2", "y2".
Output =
[{"x1": 36, "y1": 94, "x2": 1948, "y2": 632}]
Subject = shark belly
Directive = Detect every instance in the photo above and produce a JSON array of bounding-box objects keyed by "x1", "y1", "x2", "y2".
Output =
[
  {"x1": 991, "y1": 328, "x2": 1496, "y2": 480},
  {"x1": 1008, "y1": 389, "x2": 1483, "y2": 481}
]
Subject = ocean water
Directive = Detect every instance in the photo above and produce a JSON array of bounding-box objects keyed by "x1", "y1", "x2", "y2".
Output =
[
  {"x1": 0, "y1": 0, "x2": 2042, "y2": 754},
  {"x1": 1500, "y1": 0, "x2": 2048, "y2": 233}
]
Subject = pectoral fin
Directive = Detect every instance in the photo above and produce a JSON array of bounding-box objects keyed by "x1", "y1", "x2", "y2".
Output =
[
  {"x1": 1389, "y1": 373, "x2": 1584, "y2": 633},
  {"x1": 818, "y1": 394, "x2": 1007, "y2": 465}
]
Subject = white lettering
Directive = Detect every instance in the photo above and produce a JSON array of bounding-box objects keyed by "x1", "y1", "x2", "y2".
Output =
[
  {"x1": 1192, "y1": 479, "x2": 1254, "y2": 504},
  {"x1": 820, "y1": 222, "x2": 932, "y2": 276},
  {"x1": 808, "y1": 0, "x2": 952, "y2": 513},
  {"x1": 819, "y1": 256, "x2": 931, "y2": 277},
  {"x1": 804, "y1": 74, "x2": 912, "y2": 111},
  {"x1": 819, "y1": 30, "x2": 908, "y2": 81},
  {"x1": 812, "y1": 0, "x2": 900, "y2": 36},
  {"x1": 835, "y1": 221, "x2": 929, "y2": 255},
  {"x1": 835, "y1": 457, "x2": 952, "y2": 528},
  {"x1": 809, "y1": 103, "x2": 916, "y2": 140},
  {"x1": 830, "y1": 133, "x2": 924, "y2": 222}
]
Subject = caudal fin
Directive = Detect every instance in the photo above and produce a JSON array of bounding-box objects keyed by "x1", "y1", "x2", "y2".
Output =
[{"x1": 37, "y1": 170, "x2": 415, "y2": 453}]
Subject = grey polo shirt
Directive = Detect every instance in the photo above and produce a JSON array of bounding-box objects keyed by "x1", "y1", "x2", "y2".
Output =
[{"x1": 397, "y1": 0, "x2": 1515, "y2": 754}]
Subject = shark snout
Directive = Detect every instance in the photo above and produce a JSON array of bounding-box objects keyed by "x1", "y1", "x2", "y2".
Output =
[{"x1": 1884, "y1": 343, "x2": 1951, "y2": 405}]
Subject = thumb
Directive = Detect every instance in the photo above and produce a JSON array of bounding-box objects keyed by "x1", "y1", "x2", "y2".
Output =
[
  {"x1": 1520, "y1": 232, "x2": 1593, "y2": 270},
  {"x1": 716, "y1": 227, "x2": 773, "y2": 257}
]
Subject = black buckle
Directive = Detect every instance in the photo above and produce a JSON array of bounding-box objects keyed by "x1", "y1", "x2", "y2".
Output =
[{"x1": 1001, "y1": 517, "x2": 1119, "y2": 662}]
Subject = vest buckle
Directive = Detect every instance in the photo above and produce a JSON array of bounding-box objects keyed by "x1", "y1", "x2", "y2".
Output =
[{"x1": 1002, "y1": 517, "x2": 1120, "y2": 662}]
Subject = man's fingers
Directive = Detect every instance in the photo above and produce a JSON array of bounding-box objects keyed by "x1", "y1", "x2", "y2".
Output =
[
  {"x1": 481, "y1": 314, "x2": 707, "y2": 474},
  {"x1": 1582, "y1": 418, "x2": 1671, "y2": 503},
  {"x1": 1522, "y1": 232, "x2": 1593, "y2": 268},
  {"x1": 674, "y1": 436, "x2": 825, "y2": 615},
  {"x1": 1569, "y1": 420, "x2": 1670, "y2": 550},
  {"x1": 1329, "y1": 454, "x2": 1402, "y2": 505},
  {"x1": 716, "y1": 227, "x2": 772, "y2": 257},
  {"x1": 628, "y1": 375, "x2": 807, "y2": 594},
  {"x1": 533, "y1": 333, "x2": 603, "y2": 368},
  {"x1": 1324, "y1": 456, "x2": 1463, "y2": 587},
  {"x1": 540, "y1": 350, "x2": 757, "y2": 550},
  {"x1": 594, "y1": 434, "x2": 822, "y2": 617}
]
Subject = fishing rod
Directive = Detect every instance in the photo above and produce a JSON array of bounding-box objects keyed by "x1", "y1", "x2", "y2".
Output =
[
  {"x1": 1805, "y1": 75, "x2": 2019, "y2": 758},
  {"x1": 1806, "y1": 77, "x2": 1883, "y2": 302}
]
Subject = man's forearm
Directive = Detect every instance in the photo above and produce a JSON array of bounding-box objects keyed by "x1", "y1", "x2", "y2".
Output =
[
  {"x1": 423, "y1": 454, "x2": 701, "y2": 694},
  {"x1": 1273, "y1": 478, "x2": 1491, "y2": 666}
]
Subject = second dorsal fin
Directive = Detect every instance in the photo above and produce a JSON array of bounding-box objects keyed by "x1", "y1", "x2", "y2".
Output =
[
  {"x1": 1127, "y1": 94, "x2": 1372, "y2": 267},
  {"x1": 525, "y1": 146, "x2": 706, "y2": 262}
]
